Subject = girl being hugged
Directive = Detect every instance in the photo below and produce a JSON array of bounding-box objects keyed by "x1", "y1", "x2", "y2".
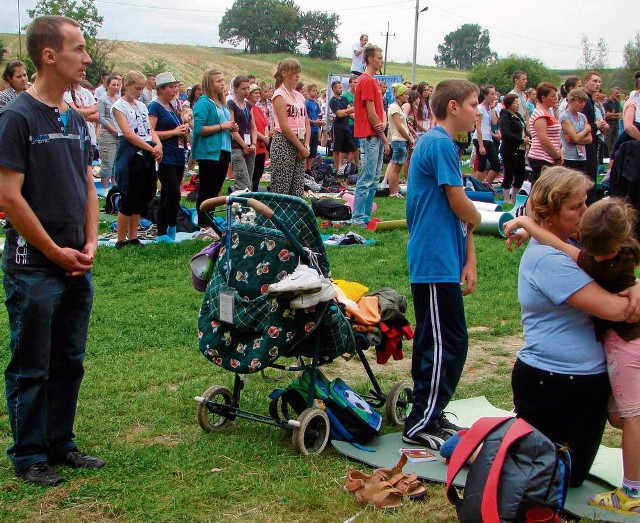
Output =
[
  {"x1": 191, "y1": 69, "x2": 238, "y2": 227},
  {"x1": 505, "y1": 197, "x2": 640, "y2": 515},
  {"x1": 270, "y1": 58, "x2": 310, "y2": 197},
  {"x1": 112, "y1": 70, "x2": 162, "y2": 248}
]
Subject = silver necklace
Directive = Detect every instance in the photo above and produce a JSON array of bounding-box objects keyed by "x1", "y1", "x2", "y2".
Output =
[{"x1": 31, "y1": 84, "x2": 48, "y2": 105}]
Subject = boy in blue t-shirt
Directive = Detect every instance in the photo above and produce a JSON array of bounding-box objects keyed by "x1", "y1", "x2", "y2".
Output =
[
  {"x1": 304, "y1": 84, "x2": 324, "y2": 170},
  {"x1": 403, "y1": 79, "x2": 482, "y2": 450}
]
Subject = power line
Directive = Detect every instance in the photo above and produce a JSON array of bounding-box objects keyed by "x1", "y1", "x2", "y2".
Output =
[{"x1": 426, "y1": 2, "x2": 624, "y2": 55}]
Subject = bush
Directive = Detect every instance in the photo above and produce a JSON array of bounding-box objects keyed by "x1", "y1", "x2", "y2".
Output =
[{"x1": 469, "y1": 55, "x2": 561, "y2": 95}]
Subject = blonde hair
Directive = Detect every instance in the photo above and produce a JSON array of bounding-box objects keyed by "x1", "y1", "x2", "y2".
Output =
[
  {"x1": 273, "y1": 58, "x2": 301, "y2": 88},
  {"x1": 122, "y1": 70, "x2": 146, "y2": 87},
  {"x1": 579, "y1": 198, "x2": 640, "y2": 261},
  {"x1": 529, "y1": 166, "x2": 593, "y2": 223},
  {"x1": 201, "y1": 69, "x2": 225, "y2": 105},
  {"x1": 567, "y1": 88, "x2": 588, "y2": 101}
]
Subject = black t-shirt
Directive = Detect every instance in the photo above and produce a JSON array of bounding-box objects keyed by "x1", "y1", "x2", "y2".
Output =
[
  {"x1": 603, "y1": 99, "x2": 622, "y2": 123},
  {"x1": 227, "y1": 99, "x2": 253, "y2": 150},
  {"x1": 330, "y1": 96, "x2": 350, "y2": 129},
  {"x1": 0, "y1": 94, "x2": 91, "y2": 273}
]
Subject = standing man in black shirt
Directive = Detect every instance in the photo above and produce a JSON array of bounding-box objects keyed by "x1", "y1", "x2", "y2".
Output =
[{"x1": 0, "y1": 15, "x2": 105, "y2": 487}]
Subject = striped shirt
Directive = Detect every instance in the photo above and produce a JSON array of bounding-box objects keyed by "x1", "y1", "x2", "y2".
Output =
[{"x1": 529, "y1": 107, "x2": 561, "y2": 163}]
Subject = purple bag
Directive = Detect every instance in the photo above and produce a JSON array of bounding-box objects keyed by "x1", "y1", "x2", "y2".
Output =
[{"x1": 190, "y1": 242, "x2": 221, "y2": 292}]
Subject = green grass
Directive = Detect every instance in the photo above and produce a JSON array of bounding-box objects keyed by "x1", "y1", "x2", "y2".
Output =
[
  {"x1": 0, "y1": 33, "x2": 467, "y2": 88},
  {"x1": 0, "y1": 186, "x2": 608, "y2": 522}
]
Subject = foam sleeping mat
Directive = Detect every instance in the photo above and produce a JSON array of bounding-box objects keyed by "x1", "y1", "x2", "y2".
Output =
[{"x1": 332, "y1": 396, "x2": 630, "y2": 522}]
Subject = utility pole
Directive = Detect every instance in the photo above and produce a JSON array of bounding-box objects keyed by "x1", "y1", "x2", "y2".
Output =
[
  {"x1": 17, "y1": 0, "x2": 22, "y2": 58},
  {"x1": 411, "y1": 3, "x2": 428, "y2": 84},
  {"x1": 381, "y1": 23, "x2": 395, "y2": 75}
]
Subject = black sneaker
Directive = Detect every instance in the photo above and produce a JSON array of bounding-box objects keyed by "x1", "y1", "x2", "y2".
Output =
[
  {"x1": 437, "y1": 412, "x2": 467, "y2": 436},
  {"x1": 115, "y1": 240, "x2": 128, "y2": 249},
  {"x1": 50, "y1": 450, "x2": 106, "y2": 469},
  {"x1": 17, "y1": 461, "x2": 65, "y2": 487},
  {"x1": 402, "y1": 424, "x2": 452, "y2": 450},
  {"x1": 126, "y1": 238, "x2": 144, "y2": 248}
]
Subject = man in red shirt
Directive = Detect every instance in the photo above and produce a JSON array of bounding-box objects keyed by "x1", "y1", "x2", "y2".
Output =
[{"x1": 352, "y1": 45, "x2": 390, "y2": 227}]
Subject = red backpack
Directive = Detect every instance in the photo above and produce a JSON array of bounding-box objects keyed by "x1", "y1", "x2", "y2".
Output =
[{"x1": 446, "y1": 417, "x2": 571, "y2": 523}]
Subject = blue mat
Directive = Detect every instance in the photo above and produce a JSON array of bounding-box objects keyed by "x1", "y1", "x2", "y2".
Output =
[{"x1": 332, "y1": 397, "x2": 630, "y2": 522}]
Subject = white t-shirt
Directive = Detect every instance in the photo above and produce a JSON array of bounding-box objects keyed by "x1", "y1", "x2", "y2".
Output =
[
  {"x1": 64, "y1": 86, "x2": 97, "y2": 145},
  {"x1": 351, "y1": 42, "x2": 365, "y2": 73},
  {"x1": 95, "y1": 84, "x2": 106, "y2": 100},
  {"x1": 387, "y1": 102, "x2": 408, "y2": 141},
  {"x1": 472, "y1": 104, "x2": 492, "y2": 141},
  {"x1": 111, "y1": 98, "x2": 153, "y2": 141}
]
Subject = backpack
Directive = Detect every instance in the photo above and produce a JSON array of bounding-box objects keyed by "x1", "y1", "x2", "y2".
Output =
[
  {"x1": 446, "y1": 417, "x2": 571, "y2": 523},
  {"x1": 269, "y1": 369, "x2": 382, "y2": 444},
  {"x1": 104, "y1": 186, "x2": 121, "y2": 215},
  {"x1": 311, "y1": 198, "x2": 352, "y2": 221},
  {"x1": 463, "y1": 175, "x2": 493, "y2": 192}
]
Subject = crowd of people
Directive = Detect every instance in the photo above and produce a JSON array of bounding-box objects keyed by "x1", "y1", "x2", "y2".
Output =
[{"x1": 2, "y1": 17, "x2": 640, "y2": 518}]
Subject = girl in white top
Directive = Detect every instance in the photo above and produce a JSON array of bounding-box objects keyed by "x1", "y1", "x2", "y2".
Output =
[
  {"x1": 385, "y1": 84, "x2": 414, "y2": 198},
  {"x1": 111, "y1": 70, "x2": 162, "y2": 248},
  {"x1": 270, "y1": 58, "x2": 310, "y2": 197}
]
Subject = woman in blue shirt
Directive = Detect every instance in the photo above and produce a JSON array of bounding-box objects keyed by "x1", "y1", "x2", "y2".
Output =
[{"x1": 192, "y1": 69, "x2": 238, "y2": 227}]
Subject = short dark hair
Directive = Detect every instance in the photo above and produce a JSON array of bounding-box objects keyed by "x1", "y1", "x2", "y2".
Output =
[
  {"x1": 512, "y1": 70, "x2": 526, "y2": 82},
  {"x1": 2, "y1": 60, "x2": 25, "y2": 83},
  {"x1": 503, "y1": 93, "x2": 519, "y2": 109},
  {"x1": 26, "y1": 15, "x2": 80, "y2": 70},
  {"x1": 430, "y1": 79, "x2": 479, "y2": 120},
  {"x1": 536, "y1": 82, "x2": 557, "y2": 101},
  {"x1": 331, "y1": 80, "x2": 342, "y2": 89}
]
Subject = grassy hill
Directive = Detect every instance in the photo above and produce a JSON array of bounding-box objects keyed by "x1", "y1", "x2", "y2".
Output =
[{"x1": 0, "y1": 33, "x2": 467, "y2": 88}]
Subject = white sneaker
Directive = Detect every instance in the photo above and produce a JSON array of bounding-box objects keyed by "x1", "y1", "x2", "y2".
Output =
[
  {"x1": 289, "y1": 279, "x2": 336, "y2": 309},
  {"x1": 267, "y1": 264, "x2": 322, "y2": 295}
]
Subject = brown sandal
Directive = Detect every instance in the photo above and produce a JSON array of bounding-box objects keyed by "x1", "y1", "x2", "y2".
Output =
[
  {"x1": 343, "y1": 468, "x2": 385, "y2": 493},
  {"x1": 354, "y1": 479, "x2": 403, "y2": 510},
  {"x1": 386, "y1": 471, "x2": 427, "y2": 500},
  {"x1": 374, "y1": 455, "x2": 427, "y2": 500}
]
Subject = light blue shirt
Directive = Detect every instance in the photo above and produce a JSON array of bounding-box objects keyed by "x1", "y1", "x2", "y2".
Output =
[
  {"x1": 517, "y1": 239, "x2": 606, "y2": 375},
  {"x1": 406, "y1": 126, "x2": 467, "y2": 283}
]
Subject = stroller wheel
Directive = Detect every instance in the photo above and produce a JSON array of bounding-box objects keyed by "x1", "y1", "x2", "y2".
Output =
[
  {"x1": 386, "y1": 380, "x2": 413, "y2": 426},
  {"x1": 292, "y1": 408, "x2": 330, "y2": 456},
  {"x1": 197, "y1": 385, "x2": 233, "y2": 432}
]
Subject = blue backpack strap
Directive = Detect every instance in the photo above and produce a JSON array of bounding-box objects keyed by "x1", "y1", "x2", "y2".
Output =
[{"x1": 445, "y1": 416, "x2": 513, "y2": 506}]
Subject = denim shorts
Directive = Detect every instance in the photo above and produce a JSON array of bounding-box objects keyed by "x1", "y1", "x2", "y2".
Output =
[{"x1": 390, "y1": 141, "x2": 408, "y2": 164}]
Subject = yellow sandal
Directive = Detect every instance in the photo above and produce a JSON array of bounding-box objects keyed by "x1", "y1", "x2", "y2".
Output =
[{"x1": 588, "y1": 488, "x2": 640, "y2": 515}]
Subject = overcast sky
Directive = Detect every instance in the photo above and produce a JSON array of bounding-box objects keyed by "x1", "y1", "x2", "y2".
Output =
[{"x1": 1, "y1": 0, "x2": 636, "y2": 70}]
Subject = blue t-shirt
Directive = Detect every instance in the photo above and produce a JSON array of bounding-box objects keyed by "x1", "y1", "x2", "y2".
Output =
[
  {"x1": 148, "y1": 101, "x2": 184, "y2": 167},
  {"x1": 517, "y1": 239, "x2": 605, "y2": 375},
  {"x1": 227, "y1": 99, "x2": 253, "y2": 150},
  {"x1": 406, "y1": 126, "x2": 467, "y2": 283},
  {"x1": 305, "y1": 98, "x2": 321, "y2": 132}
]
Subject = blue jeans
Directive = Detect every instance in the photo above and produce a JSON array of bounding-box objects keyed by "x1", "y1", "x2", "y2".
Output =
[
  {"x1": 3, "y1": 270, "x2": 93, "y2": 471},
  {"x1": 352, "y1": 136, "x2": 384, "y2": 225}
]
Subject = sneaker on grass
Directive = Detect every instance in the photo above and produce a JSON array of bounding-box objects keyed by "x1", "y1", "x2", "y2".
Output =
[
  {"x1": 402, "y1": 424, "x2": 452, "y2": 451},
  {"x1": 267, "y1": 264, "x2": 322, "y2": 295}
]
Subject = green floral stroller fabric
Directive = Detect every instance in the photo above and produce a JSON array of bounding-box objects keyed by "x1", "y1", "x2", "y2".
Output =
[{"x1": 198, "y1": 193, "x2": 355, "y2": 374}]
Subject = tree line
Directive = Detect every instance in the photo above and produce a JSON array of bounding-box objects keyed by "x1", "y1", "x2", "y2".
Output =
[{"x1": 219, "y1": 0, "x2": 340, "y2": 59}]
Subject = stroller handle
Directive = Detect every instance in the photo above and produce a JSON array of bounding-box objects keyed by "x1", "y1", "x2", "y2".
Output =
[{"x1": 200, "y1": 196, "x2": 275, "y2": 219}]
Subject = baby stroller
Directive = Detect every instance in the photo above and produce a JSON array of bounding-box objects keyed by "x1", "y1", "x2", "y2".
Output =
[{"x1": 194, "y1": 192, "x2": 412, "y2": 454}]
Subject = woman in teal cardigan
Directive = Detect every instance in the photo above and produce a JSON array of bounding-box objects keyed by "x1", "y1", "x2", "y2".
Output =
[{"x1": 192, "y1": 68, "x2": 238, "y2": 227}]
